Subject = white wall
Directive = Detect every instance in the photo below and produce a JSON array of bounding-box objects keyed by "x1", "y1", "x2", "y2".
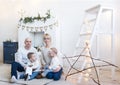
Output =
[{"x1": 0, "y1": 0, "x2": 120, "y2": 66}]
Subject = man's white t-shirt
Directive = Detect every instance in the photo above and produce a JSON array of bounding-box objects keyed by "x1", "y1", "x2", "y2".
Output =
[{"x1": 16, "y1": 47, "x2": 38, "y2": 67}]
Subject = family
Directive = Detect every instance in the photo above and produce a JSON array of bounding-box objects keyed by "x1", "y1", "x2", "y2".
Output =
[{"x1": 10, "y1": 33, "x2": 63, "y2": 83}]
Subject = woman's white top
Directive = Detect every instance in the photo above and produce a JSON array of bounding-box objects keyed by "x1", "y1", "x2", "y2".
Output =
[{"x1": 41, "y1": 47, "x2": 51, "y2": 65}]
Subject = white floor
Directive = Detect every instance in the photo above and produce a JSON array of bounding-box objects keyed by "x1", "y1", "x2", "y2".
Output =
[{"x1": 0, "y1": 63, "x2": 120, "y2": 85}]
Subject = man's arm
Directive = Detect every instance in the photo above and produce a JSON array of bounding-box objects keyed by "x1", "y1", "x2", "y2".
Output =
[{"x1": 16, "y1": 48, "x2": 27, "y2": 68}]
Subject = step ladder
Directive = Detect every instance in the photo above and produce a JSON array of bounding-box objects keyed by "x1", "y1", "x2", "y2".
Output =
[{"x1": 65, "y1": 5, "x2": 115, "y2": 85}]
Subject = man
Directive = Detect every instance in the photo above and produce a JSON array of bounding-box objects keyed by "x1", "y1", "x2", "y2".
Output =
[{"x1": 10, "y1": 37, "x2": 38, "y2": 83}]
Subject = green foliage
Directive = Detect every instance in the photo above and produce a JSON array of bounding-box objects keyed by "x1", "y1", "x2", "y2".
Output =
[
  {"x1": 20, "y1": 10, "x2": 51, "y2": 24},
  {"x1": 24, "y1": 17, "x2": 33, "y2": 23},
  {"x1": 46, "y1": 10, "x2": 51, "y2": 19}
]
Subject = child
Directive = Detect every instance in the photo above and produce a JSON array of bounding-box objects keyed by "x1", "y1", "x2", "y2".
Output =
[
  {"x1": 24, "y1": 52, "x2": 40, "y2": 81},
  {"x1": 41, "y1": 47, "x2": 62, "y2": 78}
]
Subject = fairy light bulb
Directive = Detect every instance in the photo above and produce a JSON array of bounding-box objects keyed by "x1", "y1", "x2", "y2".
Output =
[
  {"x1": 88, "y1": 69, "x2": 92, "y2": 72},
  {"x1": 85, "y1": 40, "x2": 89, "y2": 44},
  {"x1": 86, "y1": 51, "x2": 90, "y2": 57},
  {"x1": 88, "y1": 44, "x2": 90, "y2": 48},
  {"x1": 86, "y1": 64, "x2": 91, "y2": 67},
  {"x1": 85, "y1": 73, "x2": 89, "y2": 77},
  {"x1": 84, "y1": 77, "x2": 89, "y2": 81},
  {"x1": 87, "y1": 57, "x2": 92, "y2": 62}
]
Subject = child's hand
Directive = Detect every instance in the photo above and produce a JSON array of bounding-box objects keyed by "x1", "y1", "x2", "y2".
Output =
[
  {"x1": 40, "y1": 67, "x2": 44, "y2": 72},
  {"x1": 28, "y1": 65, "x2": 33, "y2": 67}
]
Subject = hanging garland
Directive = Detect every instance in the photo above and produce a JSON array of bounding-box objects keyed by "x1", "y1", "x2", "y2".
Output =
[
  {"x1": 18, "y1": 10, "x2": 58, "y2": 32},
  {"x1": 17, "y1": 21, "x2": 58, "y2": 32},
  {"x1": 19, "y1": 10, "x2": 51, "y2": 24}
]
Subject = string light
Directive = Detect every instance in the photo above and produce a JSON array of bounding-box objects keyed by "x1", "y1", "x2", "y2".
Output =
[
  {"x1": 87, "y1": 69, "x2": 92, "y2": 72},
  {"x1": 64, "y1": 41, "x2": 119, "y2": 85},
  {"x1": 85, "y1": 73, "x2": 89, "y2": 77},
  {"x1": 84, "y1": 77, "x2": 89, "y2": 82}
]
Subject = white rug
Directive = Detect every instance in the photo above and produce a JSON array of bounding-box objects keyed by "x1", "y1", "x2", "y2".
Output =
[
  {"x1": 0, "y1": 64, "x2": 73, "y2": 85},
  {"x1": 0, "y1": 64, "x2": 51, "y2": 84}
]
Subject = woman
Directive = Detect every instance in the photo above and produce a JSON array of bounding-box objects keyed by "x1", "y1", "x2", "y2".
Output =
[{"x1": 40, "y1": 33, "x2": 63, "y2": 81}]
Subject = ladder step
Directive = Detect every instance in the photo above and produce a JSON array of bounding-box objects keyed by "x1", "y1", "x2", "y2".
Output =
[
  {"x1": 97, "y1": 32, "x2": 113, "y2": 35},
  {"x1": 83, "y1": 18, "x2": 96, "y2": 24},
  {"x1": 86, "y1": 5, "x2": 100, "y2": 14},
  {"x1": 80, "y1": 33, "x2": 92, "y2": 36},
  {"x1": 75, "y1": 46, "x2": 85, "y2": 49},
  {"x1": 88, "y1": 18, "x2": 96, "y2": 22}
]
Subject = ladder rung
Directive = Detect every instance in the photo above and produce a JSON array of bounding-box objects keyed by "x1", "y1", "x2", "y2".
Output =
[
  {"x1": 75, "y1": 46, "x2": 85, "y2": 49},
  {"x1": 83, "y1": 18, "x2": 96, "y2": 25},
  {"x1": 88, "y1": 18, "x2": 96, "y2": 22},
  {"x1": 97, "y1": 32, "x2": 113, "y2": 35},
  {"x1": 102, "y1": 8, "x2": 113, "y2": 13},
  {"x1": 80, "y1": 33, "x2": 92, "y2": 36},
  {"x1": 86, "y1": 5, "x2": 100, "y2": 14}
]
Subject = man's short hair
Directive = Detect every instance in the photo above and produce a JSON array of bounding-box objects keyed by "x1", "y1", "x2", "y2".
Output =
[{"x1": 24, "y1": 37, "x2": 32, "y2": 43}]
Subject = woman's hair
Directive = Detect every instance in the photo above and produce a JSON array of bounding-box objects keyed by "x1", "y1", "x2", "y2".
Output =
[
  {"x1": 27, "y1": 52, "x2": 34, "y2": 59},
  {"x1": 43, "y1": 33, "x2": 51, "y2": 40}
]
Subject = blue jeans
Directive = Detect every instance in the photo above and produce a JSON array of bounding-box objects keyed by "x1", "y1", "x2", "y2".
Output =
[
  {"x1": 19, "y1": 70, "x2": 39, "y2": 80},
  {"x1": 42, "y1": 65, "x2": 53, "y2": 77},
  {"x1": 46, "y1": 68, "x2": 63, "y2": 81},
  {"x1": 42, "y1": 69, "x2": 53, "y2": 77},
  {"x1": 11, "y1": 62, "x2": 25, "y2": 79},
  {"x1": 20, "y1": 71, "x2": 39, "y2": 80},
  {"x1": 29, "y1": 71, "x2": 39, "y2": 80}
]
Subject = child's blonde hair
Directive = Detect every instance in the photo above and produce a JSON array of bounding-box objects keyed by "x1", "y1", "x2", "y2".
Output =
[{"x1": 50, "y1": 47, "x2": 58, "y2": 55}]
